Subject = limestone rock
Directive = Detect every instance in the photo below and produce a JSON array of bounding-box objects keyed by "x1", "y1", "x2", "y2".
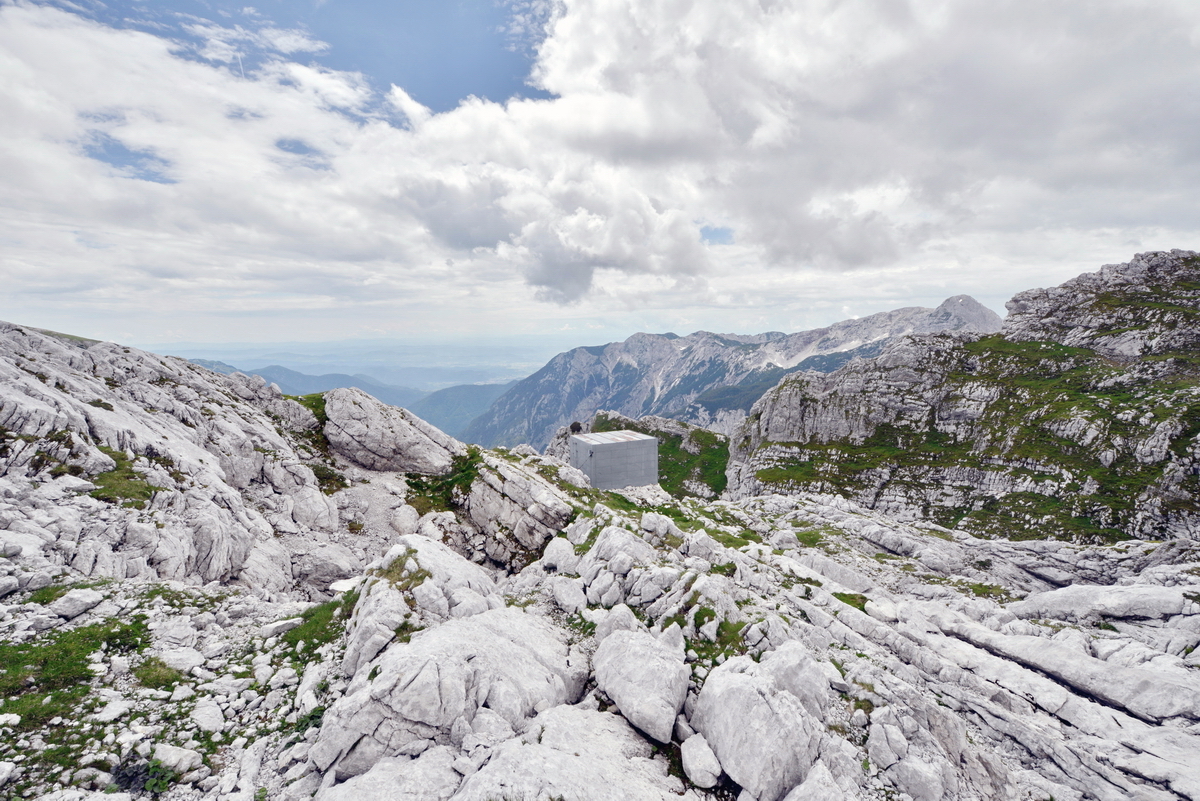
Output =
[
  {"x1": 323, "y1": 388, "x2": 466, "y2": 474},
  {"x1": 451, "y1": 705, "x2": 685, "y2": 800},
  {"x1": 681, "y1": 733, "x2": 722, "y2": 788},
  {"x1": 593, "y1": 629, "x2": 689, "y2": 743},
  {"x1": 48, "y1": 588, "x2": 103, "y2": 619},
  {"x1": 692, "y1": 654, "x2": 824, "y2": 801},
  {"x1": 312, "y1": 608, "x2": 585, "y2": 781},
  {"x1": 316, "y1": 747, "x2": 461, "y2": 801}
]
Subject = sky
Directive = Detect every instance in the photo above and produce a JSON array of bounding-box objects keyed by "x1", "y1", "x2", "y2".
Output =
[{"x1": 3, "y1": 0, "x2": 1200, "y2": 361}]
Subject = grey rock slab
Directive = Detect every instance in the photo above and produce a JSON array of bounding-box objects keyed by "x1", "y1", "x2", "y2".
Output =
[
  {"x1": 780, "y1": 763, "x2": 846, "y2": 801},
  {"x1": 681, "y1": 733, "x2": 722, "y2": 789},
  {"x1": 450, "y1": 705, "x2": 685, "y2": 801},
  {"x1": 313, "y1": 608, "x2": 585, "y2": 779},
  {"x1": 549, "y1": 576, "x2": 586, "y2": 615},
  {"x1": 259, "y1": 617, "x2": 304, "y2": 638},
  {"x1": 154, "y1": 744, "x2": 203, "y2": 775},
  {"x1": 48, "y1": 588, "x2": 104, "y2": 619},
  {"x1": 190, "y1": 698, "x2": 225, "y2": 733},
  {"x1": 323, "y1": 387, "x2": 466, "y2": 474},
  {"x1": 158, "y1": 647, "x2": 205, "y2": 674},
  {"x1": 935, "y1": 612, "x2": 1200, "y2": 722},
  {"x1": 594, "y1": 603, "x2": 642, "y2": 642},
  {"x1": 1010, "y1": 584, "x2": 1199, "y2": 622},
  {"x1": 91, "y1": 699, "x2": 134, "y2": 723},
  {"x1": 692, "y1": 654, "x2": 823, "y2": 801},
  {"x1": 316, "y1": 747, "x2": 461, "y2": 801},
  {"x1": 593, "y1": 629, "x2": 689, "y2": 743}
]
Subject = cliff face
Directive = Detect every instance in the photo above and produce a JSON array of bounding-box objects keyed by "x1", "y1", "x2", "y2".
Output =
[
  {"x1": 464, "y1": 296, "x2": 1001, "y2": 449},
  {"x1": 727, "y1": 250, "x2": 1200, "y2": 543}
]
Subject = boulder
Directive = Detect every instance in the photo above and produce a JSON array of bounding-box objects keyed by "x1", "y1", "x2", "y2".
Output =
[
  {"x1": 593, "y1": 629, "x2": 689, "y2": 743},
  {"x1": 451, "y1": 705, "x2": 684, "y2": 800},
  {"x1": 681, "y1": 733, "x2": 722, "y2": 788},
  {"x1": 323, "y1": 388, "x2": 466, "y2": 474},
  {"x1": 781, "y1": 763, "x2": 847, "y2": 801},
  {"x1": 1009, "y1": 584, "x2": 1198, "y2": 622},
  {"x1": 190, "y1": 698, "x2": 225, "y2": 733},
  {"x1": 316, "y1": 747, "x2": 461, "y2": 801},
  {"x1": 691, "y1": 653, "x2": 824, "y2": 801},
  {"x1": 311, "y1": 608, "x2": 586, "y2": 780},
  {"x1": 48, "y1": 588, "x2": 103, "y2": 619},
  {"x1": 153, "y1": 744, "x2": 203, "y2": 775}
]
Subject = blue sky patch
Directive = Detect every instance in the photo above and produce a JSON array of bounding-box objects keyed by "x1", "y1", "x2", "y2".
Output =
[
  {"x1": 83, "y1": 132, "x2": 176, "y2": 184},
  {"x1": 700, "y1": 226, "x2": 734, "y2": 245},
  {"x1": 42, "y1": 0, "x2": 554, "y2": 112}
]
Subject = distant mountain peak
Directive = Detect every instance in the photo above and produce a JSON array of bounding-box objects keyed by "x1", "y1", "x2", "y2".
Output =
[{"x1": 463, "y1": 297, "x2": 1003, "y2": 449}]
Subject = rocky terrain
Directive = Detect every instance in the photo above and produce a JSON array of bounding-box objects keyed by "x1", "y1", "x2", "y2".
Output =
[
  {"x1": 464, "y1": 296, "x2": 1001, "y2": 449},
  {"x1": 728, "y1": 250, "x2": 1200, "y2": 544},
  {"x1": 0, "y1": 253, "x2": 1197, "y2": 801}
]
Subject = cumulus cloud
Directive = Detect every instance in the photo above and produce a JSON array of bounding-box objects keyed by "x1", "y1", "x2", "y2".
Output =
[{"x1": 2, "y1": 0, "x2": 1200, "y2": 343}]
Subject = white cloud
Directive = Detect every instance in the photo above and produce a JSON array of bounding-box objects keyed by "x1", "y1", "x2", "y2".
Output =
[{"x1": 2, "y1": 0, "x2": 1200, "y2": 345}]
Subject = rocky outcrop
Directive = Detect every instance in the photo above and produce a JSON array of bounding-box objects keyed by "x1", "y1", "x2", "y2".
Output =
[
  {"x1": 0, "y1": 322, "x2": 342, "y2": 593},
  {"x1": 465, "y1": 296, "x2": 1001, "y2": 449},
  {"x1": 323, "y1": 388, "x2": 466, "y2": 474},
  {"x1": 592, "y1": 629, "x2": 689, "y2": 742},
  {"x1": 727, "y1": 251, "x2": 1200, "y2": 542},
  {"x1": 309, "y1": 607, "x2": 587, "y2": 782},
  {"x1": 1004, "y1": 249, "x2": 1200, "y2": 358}
]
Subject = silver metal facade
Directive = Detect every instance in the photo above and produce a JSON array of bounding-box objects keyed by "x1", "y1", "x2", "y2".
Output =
[{"x1": 568, "y1": 430, "x2": 659, "y2": 490}]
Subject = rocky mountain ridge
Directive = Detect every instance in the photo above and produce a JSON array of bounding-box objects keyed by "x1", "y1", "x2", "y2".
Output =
[
  {"x1": 0, "y1": 267, "x2": 1197, "y2": 801},
  {"x1": 726, "y1": 250, "x2": 1200, "y2": 543},
  {"x1": 464, "y1": 296, "x2": 1002, "y2": 449}
]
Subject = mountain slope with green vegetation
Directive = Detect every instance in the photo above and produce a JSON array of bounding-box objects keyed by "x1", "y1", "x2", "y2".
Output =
[{"x1": 729, "y1": 250, "x2": 1200, "y2": 544}]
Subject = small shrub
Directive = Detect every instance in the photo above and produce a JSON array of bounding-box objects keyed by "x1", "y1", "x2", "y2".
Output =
[
  {"x1": 310, "y1": 463, "x2": 349, "y2": 495},
  {"x1": 853, "y1": 697, "x2": 875, "y2": 715},
  {"x1": 134, "y1": 656, "x2": 184, "y2": 689},
  {"x1": 293, "y1": 706, "x2": 325, "y2": 733},
  {"x1": 143, "y1": 759, "x2": 175, "y2": 794}
]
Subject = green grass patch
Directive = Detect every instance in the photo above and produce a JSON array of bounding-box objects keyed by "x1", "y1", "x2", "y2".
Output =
[
  {"x1": 27, "y1": 584, "x2": 71, "y2": 605},
  {"x1": 853, "y1": 697, "x2": 875, "y2": 716},
  {"x1": 134, "y1": 656, "x2": 184, "y2": 689},
  {"x1": 0, "y1": 616, "x2": 149, "y2": 732},
  {"x1": 832, "y1": 592, "x2": 869, "y2": 613},
  {"x1": 280, "y1": 588, "x2": 360, "y2": 659},
  {"x1": 89, "y1": 446, "x2": 163, "y2": 509},
  {"x1": 404, "y1": 446, "x2": 483, "y2": 515},
  {"x1": 967, "y1": 583, "x2": 1014, "y2": 602}
]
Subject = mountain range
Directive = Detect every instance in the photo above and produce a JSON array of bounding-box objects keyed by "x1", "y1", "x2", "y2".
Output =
[
  {"x1": 464, "y1": 295, "x2": 1002, "y2": 449},
  {"x1": 0, "y1": 252, "x2": 1196, "y2": 801}
]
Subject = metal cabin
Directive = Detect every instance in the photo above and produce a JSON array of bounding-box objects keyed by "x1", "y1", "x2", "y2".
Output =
[{"x1": 568, "y1": 430, "x2": 659, "y2": 490}]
